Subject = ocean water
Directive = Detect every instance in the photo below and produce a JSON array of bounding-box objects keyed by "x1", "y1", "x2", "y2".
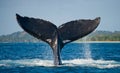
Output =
[{"x1": 0, "y1": 42, "x2": 120, "y2": 73}]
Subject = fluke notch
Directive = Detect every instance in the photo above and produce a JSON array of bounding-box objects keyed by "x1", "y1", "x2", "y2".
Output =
[{"x1": 16, "y1": 14, "x2": 100, "y2": 65}]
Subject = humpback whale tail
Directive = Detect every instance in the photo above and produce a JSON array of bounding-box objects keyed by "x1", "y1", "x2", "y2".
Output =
[{"x1": 16, "y1": 14, "x2": 100, "y2": 65}]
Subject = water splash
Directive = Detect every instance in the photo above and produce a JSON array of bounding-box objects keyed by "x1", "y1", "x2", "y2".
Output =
[
  {"x1": 82, "y1": 37, "x2": 92, "y2": 59},
  {"x1": 0, "y1": 59, "x2": 120, "y2": 69},
  {"x1": 63, "y1": 59, "x2": 120, "y2": 69}
]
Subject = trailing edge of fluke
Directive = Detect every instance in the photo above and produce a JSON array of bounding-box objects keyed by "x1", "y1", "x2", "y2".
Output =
[{"x1": 16, "y1": 14, "x2": 100, "y2": 65}]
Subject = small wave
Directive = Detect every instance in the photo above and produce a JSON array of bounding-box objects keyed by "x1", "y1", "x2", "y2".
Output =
[
  {"x1": 0, "y1": 59, "x2": 120, "y2": 69},
  {"x1": 63, "y1": 59, "x2": 120, "y2": 69},
  {"x1": 0, "y1": 59, "x2": 53, "y2": 67}
]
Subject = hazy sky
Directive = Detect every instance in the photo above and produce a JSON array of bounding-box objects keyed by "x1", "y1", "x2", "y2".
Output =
[{"x1": 0, "y1": 0, "x2": 120, "y2": 35}]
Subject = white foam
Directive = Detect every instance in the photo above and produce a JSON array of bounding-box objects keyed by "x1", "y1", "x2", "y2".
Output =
[
  {"x1": 0, "y1": 59, "x2": 53, "y2": 67},
  {"x1": 63, "y1": 59, "x2": 120, "y2": 69},
  {"x1": 0, "y1": 59, "x2": 120, "y2": 69}
]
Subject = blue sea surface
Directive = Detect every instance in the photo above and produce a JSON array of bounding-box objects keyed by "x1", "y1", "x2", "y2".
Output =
[{"x1": 0, "y1": 42, "x2": 120, "y2": 73}]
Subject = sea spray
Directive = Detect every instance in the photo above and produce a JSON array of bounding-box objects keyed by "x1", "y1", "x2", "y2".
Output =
[
  {"x1": 82, "y1": 37, "x2": 92, "y2": 59},
  {"x1": 0, "y1": 59, "x2": 120, "y2": 69}
]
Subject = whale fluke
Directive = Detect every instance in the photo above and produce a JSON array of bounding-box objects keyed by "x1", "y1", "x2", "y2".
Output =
[{"x1": 16, "y1": 14, "x2": 100, "y2": 65}]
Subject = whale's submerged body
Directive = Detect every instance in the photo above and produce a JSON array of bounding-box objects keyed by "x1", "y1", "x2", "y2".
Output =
[{"x1": 16, "y1": 14, "x2": 100, "y2": 65}]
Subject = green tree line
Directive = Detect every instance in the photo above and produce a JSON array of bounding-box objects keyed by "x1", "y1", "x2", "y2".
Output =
[{"x1": 0, "y1": 31, "x2": 120, "y2": 42}]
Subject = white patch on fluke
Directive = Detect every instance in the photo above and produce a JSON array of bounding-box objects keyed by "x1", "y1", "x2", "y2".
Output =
[
  {"x1": 55, "y1": 38, "x2": 57, "y2": 45},
  {"x1": 46, "y1": 39, "x2": 51, "y2": 42},
  {"x1": 63, "y1": 40, "x2": 71, "y2": 43}
]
